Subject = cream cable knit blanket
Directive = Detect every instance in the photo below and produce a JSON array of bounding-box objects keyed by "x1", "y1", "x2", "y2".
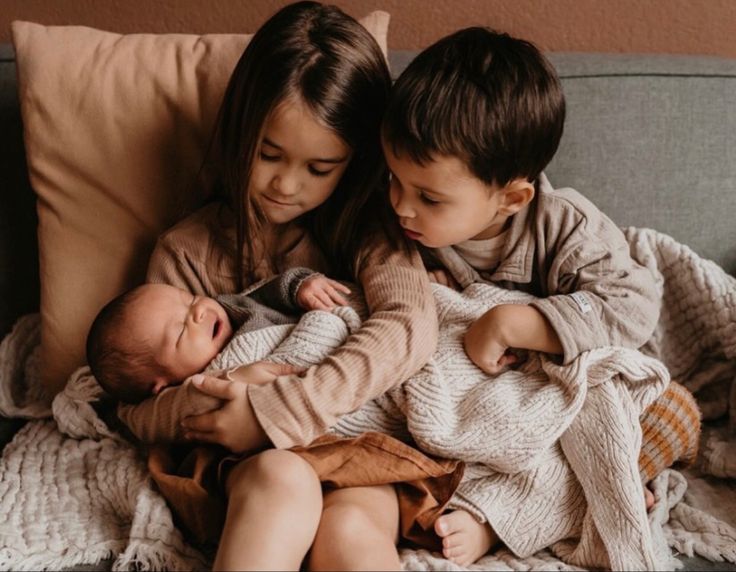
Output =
[{"x1": 1, "y1": 226, "x2": 735, "y2": 571}]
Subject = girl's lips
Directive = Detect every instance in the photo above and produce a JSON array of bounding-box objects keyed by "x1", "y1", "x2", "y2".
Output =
[
  {"x1": 264, "y1": 195, "x2": 293, "y2": 207},
  {"x1": 402, "y1": 227, "x2": 422, "y2": 240}
]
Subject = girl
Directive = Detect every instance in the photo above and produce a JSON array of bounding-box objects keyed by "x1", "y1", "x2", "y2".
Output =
[{"x1": 142, "y1": 2, "x2": 456, "y2": 570}]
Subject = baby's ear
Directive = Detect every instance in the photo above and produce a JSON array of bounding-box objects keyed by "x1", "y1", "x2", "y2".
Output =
[
  {"x1": 498, "y1": 178, "x2": 535, "y2": 216},
  {"x1": 151, "y1": 377, "x2": 171, "y2": 395}
]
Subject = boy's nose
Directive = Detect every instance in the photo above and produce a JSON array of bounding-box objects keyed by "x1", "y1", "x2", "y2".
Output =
[{"x1": 393, "y1": 196, "x2": 415, "y2": 218}]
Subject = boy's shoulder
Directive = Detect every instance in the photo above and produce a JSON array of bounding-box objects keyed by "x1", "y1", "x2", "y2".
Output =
[{"x1": 532, "y1": 175, "x2": 619, "y2": 239}]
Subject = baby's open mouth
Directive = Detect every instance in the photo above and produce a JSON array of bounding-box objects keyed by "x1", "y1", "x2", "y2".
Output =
[{"x1": 212, "y1": 319, "x2": 220, "y2": 339}]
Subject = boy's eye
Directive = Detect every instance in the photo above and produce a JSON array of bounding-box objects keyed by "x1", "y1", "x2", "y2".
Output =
[{"x1": 419, "y1": 192, "x2": 440, "y2": 205}]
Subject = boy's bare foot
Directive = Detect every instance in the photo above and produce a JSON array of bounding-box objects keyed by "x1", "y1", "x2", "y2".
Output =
[
  {"x1": 434, "y1": 510, "x2": 498, "y2": 566},
  {"x1": 645, "y1": 486, "x2": 655, "y2": 510}
]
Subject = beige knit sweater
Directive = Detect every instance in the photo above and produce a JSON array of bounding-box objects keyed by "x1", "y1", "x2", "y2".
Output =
[{"x1": 143, "y1": 202, "x2": 438, "y2": 448}]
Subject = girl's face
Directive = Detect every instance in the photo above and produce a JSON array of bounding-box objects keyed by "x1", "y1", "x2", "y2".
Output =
[{"x1": 250, "y1": 97, "x2": 352, "y2": 225}]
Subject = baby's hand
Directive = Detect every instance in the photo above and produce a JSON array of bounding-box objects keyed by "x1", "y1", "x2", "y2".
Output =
[
  {"x1": 297, "y1": 274, "x2": 351, "y2": 310},
  {"x1": 464, "y1": 305, "x2": 519, "y2": 374},
  {"x1": 427, "y1": 269, "x2": 461, "y2": 290}
]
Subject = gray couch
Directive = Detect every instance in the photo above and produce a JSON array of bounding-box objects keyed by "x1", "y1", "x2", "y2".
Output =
[{"x1": 1, "y1": 43, "x2": 735, "y2": 570}]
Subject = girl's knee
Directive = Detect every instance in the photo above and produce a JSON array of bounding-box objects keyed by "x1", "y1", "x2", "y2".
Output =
[
  {"x1": 227, "y1": 449, "x2": 319, "y2": 500},
  {"x1": 318, "y1": 493, "x2": 398, "y2": 541}
]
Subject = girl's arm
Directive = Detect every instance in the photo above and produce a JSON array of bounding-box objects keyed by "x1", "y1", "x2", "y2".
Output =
[{"x1": 181, "y1": 238, "x2": 439, "y2": 452}]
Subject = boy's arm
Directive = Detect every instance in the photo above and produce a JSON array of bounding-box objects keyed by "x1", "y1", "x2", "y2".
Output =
[
  {"x1": 465, "y1": 303, "x2": 562, "y2": 373},
  {"x1": 530, "y1": 207, "x2": 660, "y2": 363}
]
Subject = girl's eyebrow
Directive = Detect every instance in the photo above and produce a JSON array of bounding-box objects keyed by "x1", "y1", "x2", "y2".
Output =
[{"x1": 262, "y1": 137, "x2": 349, "y2": 164}]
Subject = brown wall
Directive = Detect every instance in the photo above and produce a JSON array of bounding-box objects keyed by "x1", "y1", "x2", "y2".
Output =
[{"x1": 3, "y1": 0, "x2": 735, "y2": 57}]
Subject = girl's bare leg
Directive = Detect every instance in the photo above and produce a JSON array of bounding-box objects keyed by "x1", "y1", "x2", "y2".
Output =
[
  {"x1": 214, "y1": 449, "x2": 323, "y2": 571},
  {"x1": 434, "y1": 510, "x2": 499, "y2": 566},
  {"x1": 308, "y1": 484, "x2": 401, "y2": 571}
]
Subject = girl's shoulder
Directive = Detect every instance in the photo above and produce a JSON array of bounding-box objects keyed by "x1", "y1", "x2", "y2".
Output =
[{"x1": 148, "y1": 202, "x2": 239, "y2": 295}]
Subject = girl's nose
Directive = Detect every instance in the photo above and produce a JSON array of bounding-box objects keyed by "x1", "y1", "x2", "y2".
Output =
[{"x1": 272, "y1": 169, "x2": 300, "y2": 195}]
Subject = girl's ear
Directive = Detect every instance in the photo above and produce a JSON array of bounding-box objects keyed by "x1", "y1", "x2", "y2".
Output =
[{"x1": 498, "y1": 178, "x2": 535, "y2": 216}]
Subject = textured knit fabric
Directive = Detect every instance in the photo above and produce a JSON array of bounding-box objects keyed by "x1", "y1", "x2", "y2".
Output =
[
  {"x1": 430, "y1": 173, "x2": 661, "y2": 364},
  {"x1": 146, "y1": 201, "x2": 438, "y2": 448}
]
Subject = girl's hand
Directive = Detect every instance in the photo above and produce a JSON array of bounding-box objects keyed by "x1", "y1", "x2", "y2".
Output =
[
  {"x1": 181, "y1": 361, "x2": 300, "y2": 453},
  {"x1": 297, "y1": 274, "x2": 351, "y2": 310}
]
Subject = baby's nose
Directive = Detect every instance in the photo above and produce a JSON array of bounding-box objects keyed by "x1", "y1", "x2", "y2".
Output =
[{"x1": 191, "y1": 299, "x2": 208, "y2": 323}]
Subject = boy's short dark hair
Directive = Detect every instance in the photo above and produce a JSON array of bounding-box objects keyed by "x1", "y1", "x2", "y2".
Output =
[
  {"x1": 86, "y1": 286, "x2": 164, "y2": 404},
  {"x1": 383, "y1": 27, "x2": 565, "y2": 188}
]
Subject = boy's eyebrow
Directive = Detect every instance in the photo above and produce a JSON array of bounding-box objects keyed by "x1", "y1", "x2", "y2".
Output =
[{"x1": 262, "y1": 138, "x2": 349, "y2": 164}]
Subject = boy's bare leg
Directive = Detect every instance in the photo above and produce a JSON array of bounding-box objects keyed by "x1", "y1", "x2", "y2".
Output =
[
  {"x1": 308, "y1": 484, "x2": 401, "y2": 571},
  {"x1": 434, "y1": 510, "x2": 499, "y2": 567},
  {"x1": 215, "y1": 449, "x2": 323, "y2": 571}
]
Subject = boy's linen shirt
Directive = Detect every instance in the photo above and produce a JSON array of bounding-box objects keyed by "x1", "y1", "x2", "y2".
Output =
[{"x1": 431, "y1": 173, "x2": 660, "y2": 363}]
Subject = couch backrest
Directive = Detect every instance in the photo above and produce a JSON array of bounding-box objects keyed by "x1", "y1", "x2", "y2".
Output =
[
  {"x1": 2, "y1": 46, "x2": 735, "y2": 336},
  {"x1": 390, "y1": 50, "x2": 736, "y2": 277}
]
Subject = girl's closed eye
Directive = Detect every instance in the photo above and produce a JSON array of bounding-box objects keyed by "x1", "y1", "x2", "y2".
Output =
[
  {"x1": 419, "y1": 191, "x2": 441, "y2": 205},
  {"x1": 260, "y1": 151, "x2": 281, "y2": 162},
  {"x1": 308, "y1": 164, "x2": 333, "y2": 177}
]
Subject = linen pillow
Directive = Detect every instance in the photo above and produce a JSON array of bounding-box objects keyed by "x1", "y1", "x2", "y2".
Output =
[{"x1": 11, "y1": 11, "x2": 390, "y2": 394}]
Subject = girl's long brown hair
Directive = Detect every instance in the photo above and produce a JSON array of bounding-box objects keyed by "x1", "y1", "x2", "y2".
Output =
[{"x1": 208, "y1": 1, "x2": 401, "y2": 289}]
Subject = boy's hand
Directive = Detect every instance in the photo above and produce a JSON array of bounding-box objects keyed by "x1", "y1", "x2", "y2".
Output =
[
  {"x1": 464, "y1": 304, "x2": 563, "y2": 374},
  {"x1": 297, "y1": 274, "x2": 351, "y2": 310},
  {"x1": 464, "y1": 306, "x2": 519, "y2": 374},
  {"x1": 427, "y1": 269, "x2": 461, "y2": 290}
]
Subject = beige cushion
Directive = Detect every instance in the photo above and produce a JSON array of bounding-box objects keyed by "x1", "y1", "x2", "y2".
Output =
[{"x1": 11, "y1": 12, "x2": 390, "y2": 394}]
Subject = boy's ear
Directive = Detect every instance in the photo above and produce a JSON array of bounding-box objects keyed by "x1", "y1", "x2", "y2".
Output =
[{"x1": 498, "y1": 179, "x2": 535, "y2": 216}]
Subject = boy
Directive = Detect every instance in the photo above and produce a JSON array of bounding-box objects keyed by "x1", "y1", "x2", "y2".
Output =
[
  {"x1": 86, "y1": 267, "x2": 350, "y2": 404},
  {"x1": 382, "y1": 27, "x2": 699, "y2": 565}
]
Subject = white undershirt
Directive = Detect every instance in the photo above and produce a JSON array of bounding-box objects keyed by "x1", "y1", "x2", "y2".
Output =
[{"x1": 452, "y1": 230, "x2": 508, "y2": 272}]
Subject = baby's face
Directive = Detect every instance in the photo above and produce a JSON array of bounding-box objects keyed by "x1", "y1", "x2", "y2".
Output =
[{"x1": 127, "y1": 284, "x2": 233, "y2": 393}]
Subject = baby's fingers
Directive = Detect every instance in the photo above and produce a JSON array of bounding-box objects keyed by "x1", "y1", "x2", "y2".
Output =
[
  {"x1": 324, "y1": 284, "x2": 349, "y2": 306},
  {"x1": 325, "y1": 278, "x2": 351, "y2": 295}
]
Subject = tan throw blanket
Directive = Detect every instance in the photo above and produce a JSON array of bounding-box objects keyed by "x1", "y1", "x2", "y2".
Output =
[{"x1": 1, "y1": 226, "x2": 735, "y2": 570}]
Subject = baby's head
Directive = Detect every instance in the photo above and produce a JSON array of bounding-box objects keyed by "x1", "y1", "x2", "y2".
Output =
[
  {"x1": 382, "y1": 27, "x2": 565, "y2": 248},
  {"x1": 86, "y1": 283, "x2": 233, "y2": 403}
]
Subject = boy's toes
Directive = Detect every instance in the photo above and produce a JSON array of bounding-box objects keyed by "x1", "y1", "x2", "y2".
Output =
[
  {"x1": 434, "y1": 511, "x2": 466, "y2": 537},
  {"x1": 645, "y1": 486, "x2": 655, "y2": 510},
  {"x1": 443, "y1": 544, "x2": 466, "y2": 562}
]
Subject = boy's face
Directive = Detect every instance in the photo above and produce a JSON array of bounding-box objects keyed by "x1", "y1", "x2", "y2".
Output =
[
  {"x1": 126, "y1": 284, "x2": 233, "y2": 394},
  {"x1": 384, "y1": 145, "x2": 517, "y2": 248}
]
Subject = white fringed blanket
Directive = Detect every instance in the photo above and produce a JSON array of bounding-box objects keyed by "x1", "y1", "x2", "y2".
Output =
[{"x1": 1, "y1": 227, "x2": 735, "y2": 571}]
